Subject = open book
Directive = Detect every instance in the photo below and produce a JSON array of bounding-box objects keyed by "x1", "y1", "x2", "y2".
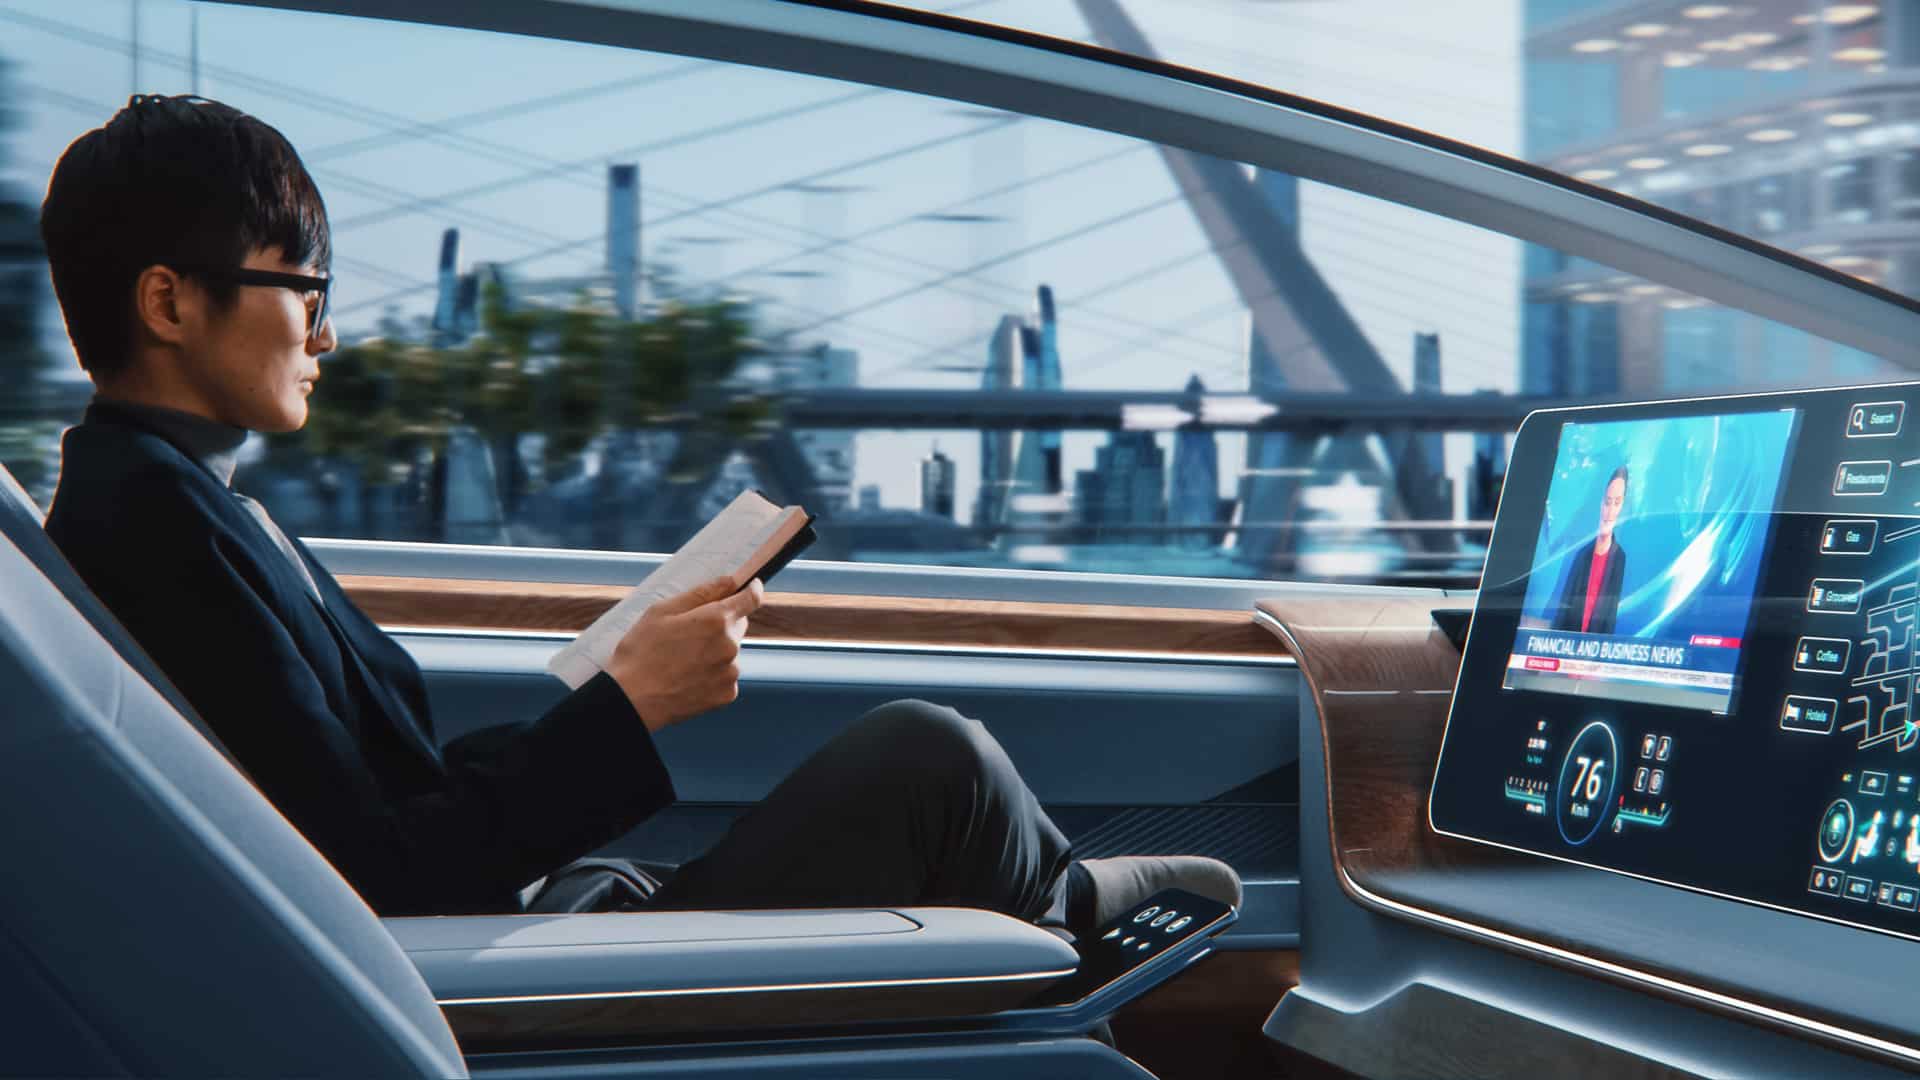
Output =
[{"x1": 547, "y1": 490, "x2": 815, "y2": 689}]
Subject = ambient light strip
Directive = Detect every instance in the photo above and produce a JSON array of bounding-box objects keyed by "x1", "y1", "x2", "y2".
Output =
[
  {"x1": 1337, "y1": 870, "x2": 1920, "y2": 1067},
  {"x1": 381, "y1": 625, "x2": 1299, "y2": 667},
  {"x1": 435, "y1": 967, "x2": 1077, "y2": 1007},
  {"x1": 1249, "y1": 608, "x2": 1920, "y2": 1066}
]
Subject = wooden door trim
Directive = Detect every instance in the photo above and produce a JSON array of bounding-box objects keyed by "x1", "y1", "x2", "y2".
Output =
[{"x1": 339, "y1": 574, "x2": 1288, "y2": 660}]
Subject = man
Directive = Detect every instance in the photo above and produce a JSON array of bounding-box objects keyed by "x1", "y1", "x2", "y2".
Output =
[
  {"x1": 1549, "y1": 466, "x2": 1629, "y2": 637},
  {"x1": 38, "y1": 96, "x2": 1237, "y2": 931}
]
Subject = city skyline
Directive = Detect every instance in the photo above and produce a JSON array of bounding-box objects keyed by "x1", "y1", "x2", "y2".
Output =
[{"x1": 0, "y1": 0, "x2": 1524, "y2": 523}]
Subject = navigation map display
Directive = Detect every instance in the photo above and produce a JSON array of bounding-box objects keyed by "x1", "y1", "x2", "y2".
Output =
[
  {"x1": 1431, "y1": 383, "x2": 1920, "y2": 943},
  {"x1": 1503, "y1": 412, "x2": 1796, "y2": 714}
]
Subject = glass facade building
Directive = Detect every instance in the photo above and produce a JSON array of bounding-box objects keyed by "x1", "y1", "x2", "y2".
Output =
[{"x1": 1523, "y1": 0, "x2": 1913, "y2": 396}]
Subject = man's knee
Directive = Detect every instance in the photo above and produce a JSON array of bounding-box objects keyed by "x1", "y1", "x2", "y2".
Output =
[{"x1": 852, "y1": 699, "x2": 998, "y2": 783}]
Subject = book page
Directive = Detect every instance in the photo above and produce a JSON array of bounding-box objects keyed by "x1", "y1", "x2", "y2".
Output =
[{"x1": 547, "y1": 491, "x2": 803, "y2": 689}]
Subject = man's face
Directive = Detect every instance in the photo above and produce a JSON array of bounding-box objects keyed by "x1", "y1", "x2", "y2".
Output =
[
  {"x1": 178, "y1": 247, "x2": 335, "y2": 433},
  {"x1": 1599, "y1": 476, "x2": 1626, "y2": 537}
]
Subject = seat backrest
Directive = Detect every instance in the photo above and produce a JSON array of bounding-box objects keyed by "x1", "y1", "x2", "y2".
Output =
[{"x1": 0, "y1": 464, "x2": 467, "y2": 1077}]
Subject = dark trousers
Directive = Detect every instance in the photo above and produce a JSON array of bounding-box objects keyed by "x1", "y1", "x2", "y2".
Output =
[{"x1": 535, "y1": 700, "x2": 1075, "y2": 922}]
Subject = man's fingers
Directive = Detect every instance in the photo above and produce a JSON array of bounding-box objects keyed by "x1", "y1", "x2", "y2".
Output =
[
  {"x1": 716, "y1": 578, "x2": 766, "y2": 619},
  {"x1": 651, "y1": 576, "x2": 738, "y2": 617}
]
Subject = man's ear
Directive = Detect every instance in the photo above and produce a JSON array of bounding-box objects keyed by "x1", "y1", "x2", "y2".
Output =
[{"x1": 132, "y1": 265, "x2": 192, "y2": 348}]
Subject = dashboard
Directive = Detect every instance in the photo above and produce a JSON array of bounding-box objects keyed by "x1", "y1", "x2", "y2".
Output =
[{"x1": 1432, "y1": 382, "x2": 1920, "y2": 943}]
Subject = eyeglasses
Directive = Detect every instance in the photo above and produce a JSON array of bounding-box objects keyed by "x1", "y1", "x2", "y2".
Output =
[{"x1": 165, "y1": 263, "x2": 333, "y2": 342}]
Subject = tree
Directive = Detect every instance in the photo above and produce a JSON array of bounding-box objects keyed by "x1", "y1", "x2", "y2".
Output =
[
  {"x1": 273, "y1": 276, "x2": 776, "y2": 540},
  {"x1": 0, "y1": 55, "x2": 58, "y2": 499}
]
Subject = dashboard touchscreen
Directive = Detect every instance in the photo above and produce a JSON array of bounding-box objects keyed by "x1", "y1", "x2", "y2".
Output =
[{"x1": 1432, "y1": 382, "x2": 1920, "y2": 942}]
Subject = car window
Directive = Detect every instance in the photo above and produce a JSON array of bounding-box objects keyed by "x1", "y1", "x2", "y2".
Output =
[{"x1": 0, "y1": 0, "x2": 1902, "y2": 587}]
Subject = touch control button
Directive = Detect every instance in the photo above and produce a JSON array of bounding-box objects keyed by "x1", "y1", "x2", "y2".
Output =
[
  {"x1": 1102, "y1": 928, "x2": 1121, "y2": 940},
  {"x1": 1150, "y1": 911, "x2": 1176, "y2": 927},
  {"x1": 1810, "y1": 866, "x2": 1845, "y2": 896},
  {"x1": 1167, "y1": 916, "x2": 1191, "y2": 933},
  {"x1": 1820, "y1": 519, "x2": 1878, "y2": 555},
  {"x1": 1781, "y1": 695, "x2": 1839, "y2": 734},
  {"x1": 1818, "y1": 799, "x2": 1856, "y2": 864},
  {"x1": 1808, "y1": 579, "x2": 1865, "y2": 614},
  {"x1": 1655, "y1": 736, "x2": 1672, "y2": 761},
  {"x1": 1133, "y1": 906, "x2": 1159, "y2": 924},
  {"x1": 1847, "y1": 401, "x2": 1905, "y2": 438},
  {"x1": 1793, "y1": 637, "x2": 1852, "y2": 674},
  {"x1": 1861, "y1": 771, "x2": 1890, "y2": 796},
  {"x1": 1846, "y1": 875, "x2": 1875, "y2": 902},
  {"x1": 1834, "y1": 461, "x2": 1892, "y2": 496},
  {"x1": 1894, "y1": 886, "x2": 1920, "y2": 911}
]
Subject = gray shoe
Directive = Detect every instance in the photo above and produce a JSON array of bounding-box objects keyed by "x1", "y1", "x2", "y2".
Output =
[{"x1": 1078, "y1": 855, "x2": 1243, "y2": 927}]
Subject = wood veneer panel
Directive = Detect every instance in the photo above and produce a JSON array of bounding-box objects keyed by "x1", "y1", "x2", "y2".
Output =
[
  {"x1": 1110, "y1": 949, "x2": 1302, "y2": 1080},
  {"x1": 340, "y1": 574, "x2": 1285, "y2": 658},
  {"x1": 1253, "y1": 597, "x2": 1490, "y2": 878}
]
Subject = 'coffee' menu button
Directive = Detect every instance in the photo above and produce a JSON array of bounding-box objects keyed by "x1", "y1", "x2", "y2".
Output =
[{"x1": 1834, "y1": 461, "x2": 1892, "y2": 496}]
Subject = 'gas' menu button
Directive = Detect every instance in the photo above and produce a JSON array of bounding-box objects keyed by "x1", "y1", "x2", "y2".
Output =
[{"x1": 1820, "y1": 519, "x2": 1878, "y2": 555}]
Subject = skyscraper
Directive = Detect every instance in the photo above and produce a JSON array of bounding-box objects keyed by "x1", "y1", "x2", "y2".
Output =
[
  {"x1": 607, "y1": 163, "x2": 639, "y2": 320},
  {"x1": 1034, "y1": 285, "x2": 1064, "y2": 493},
  {"x1": 921, "y1": 445, "x2": 956, "y2": 520},
  {"x1": 1402, "y1": 331, "x2": 1453, "y2": 523},
  {"x1": 1468, "y1": 390, "x2": 1509, "y2": 524},
  {"x1": 1076, "y1": 431, "x2": 1167, "y2": 533},
  {"x1": 974, "y1": 315, "x2": 1022, "y2": 528},
  {"x1": 1170, "y1": 375, "x2": 1220, "y2": 548}
]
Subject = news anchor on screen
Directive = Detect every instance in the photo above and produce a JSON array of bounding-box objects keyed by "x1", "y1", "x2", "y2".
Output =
[{"x1": 1549, "y1": 466, "x2": 1629, "y2": 636}]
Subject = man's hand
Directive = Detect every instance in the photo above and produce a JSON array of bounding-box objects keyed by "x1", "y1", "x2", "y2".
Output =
[{"x1": 606, "y1": 576, "x2": 765, "y2": 733}]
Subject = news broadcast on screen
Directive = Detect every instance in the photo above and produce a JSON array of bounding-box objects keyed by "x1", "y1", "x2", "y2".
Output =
[{"x1": 1502, "y1": 410, "x2": 1798, "y2": 715}]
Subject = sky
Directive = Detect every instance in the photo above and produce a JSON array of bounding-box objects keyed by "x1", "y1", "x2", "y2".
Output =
[{"x1": 0, "y1": 0, "x2": 1524, "y2": 519}]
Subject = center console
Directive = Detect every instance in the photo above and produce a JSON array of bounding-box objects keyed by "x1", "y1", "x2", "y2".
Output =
[{"x1": 1432, "y1": 383, "x2": 1920, "y2": 942}]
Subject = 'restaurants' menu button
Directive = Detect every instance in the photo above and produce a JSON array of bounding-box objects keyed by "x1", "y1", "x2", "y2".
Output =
[
  {"x1": 1847, "y1": 401, "x2": 1905, "y2": 438},
  {"x1": 1834, "y1": 461, "x2": 1892, "y2": 496}
]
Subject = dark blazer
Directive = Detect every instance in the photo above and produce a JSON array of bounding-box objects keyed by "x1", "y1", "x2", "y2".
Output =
[
  {"x1": 45, "y1": 402, "x2": 674, "y2": 916},
  {"x1": 1548, "y1": 536, "x2": 1628, "y2": 637}
]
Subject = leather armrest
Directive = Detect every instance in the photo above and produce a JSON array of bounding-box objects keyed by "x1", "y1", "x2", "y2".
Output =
[{"x1": 384, "y1": 907, "x2": 1079, "y2": 1048}]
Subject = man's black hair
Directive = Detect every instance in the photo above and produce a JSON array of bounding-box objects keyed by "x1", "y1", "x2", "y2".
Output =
[
  {"x1": 39, "y1": 94, "x2": 330, "y2": 379},
  {"x1": 1609, "y1": 465, "x2": 1630, "y2": 488}
]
